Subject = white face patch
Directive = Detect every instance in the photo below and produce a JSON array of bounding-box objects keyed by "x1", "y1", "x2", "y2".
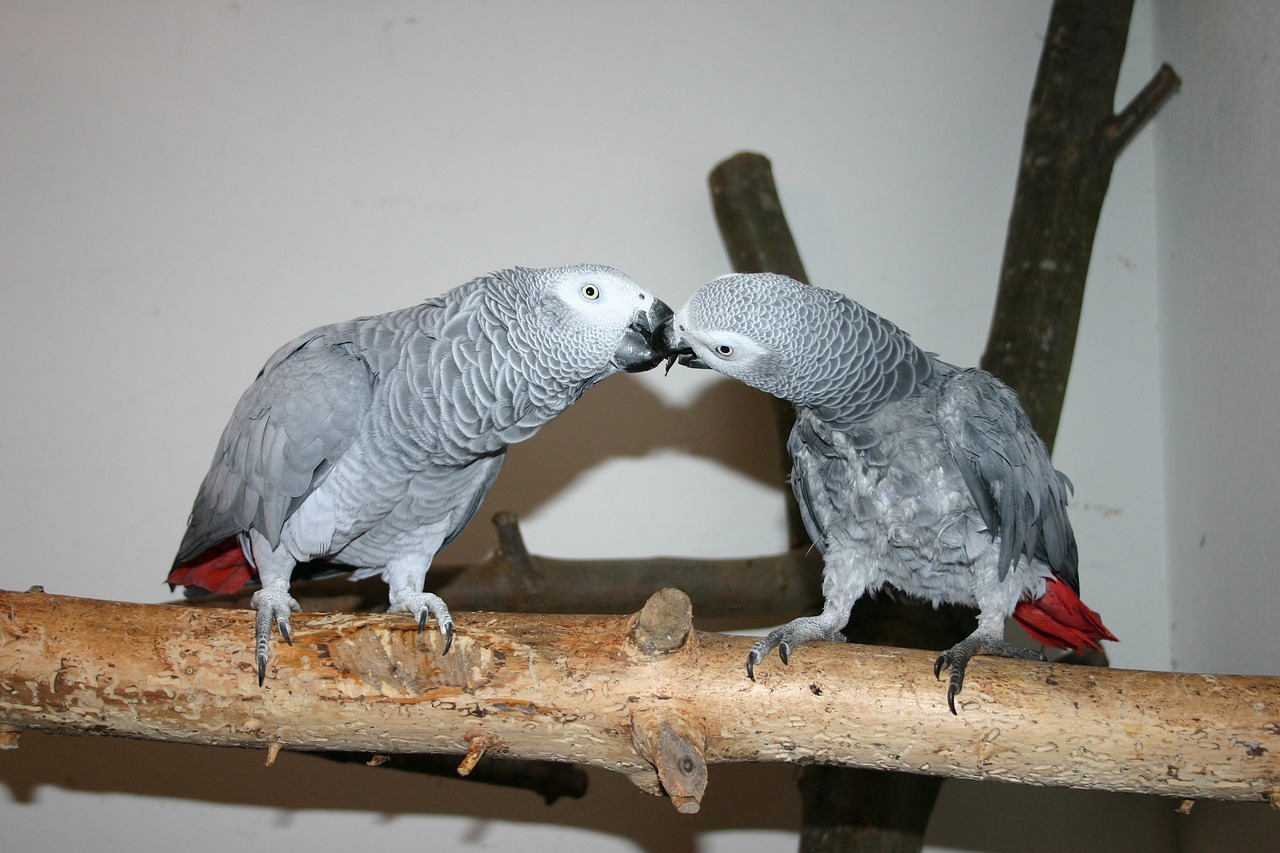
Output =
[
  {"x1": 692, "y1": 329, "x2": 765, "y2": 365},
  {"x1": 552, "y1": 268, "x2": 644, "y2": 330}
]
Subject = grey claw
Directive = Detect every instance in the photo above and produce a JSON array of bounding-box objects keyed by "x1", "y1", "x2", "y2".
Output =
[{"x1": 251, "y1": 586, "x2": 301, "y2": 687}]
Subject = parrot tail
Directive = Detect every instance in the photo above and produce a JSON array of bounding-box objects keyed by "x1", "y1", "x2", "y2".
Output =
[
  {"x1": 1013, "y1": 577, "x2": 1118, "y2": 651},
  {"x1": 167, "y1": 539, "x2": 255, "y2": 595}
]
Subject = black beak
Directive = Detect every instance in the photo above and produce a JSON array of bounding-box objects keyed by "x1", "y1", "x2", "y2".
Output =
[
  {"x1": 613, "y1": 297, "x2": 675, "y2": 373},
  {"x1": 656, "y1": 316, "x2": 709, "y2": 374}
]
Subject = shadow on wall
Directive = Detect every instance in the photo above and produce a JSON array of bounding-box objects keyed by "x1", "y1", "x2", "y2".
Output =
[
  {"x1": 0, "y1": 731, "x2": 801, "y2": 853},
  {"x1": 443, "y1": 371, "x2": 787, "y2": 562},
  {"x1": 12, "y1": 731, "x2": 1272, "y2": 852}
]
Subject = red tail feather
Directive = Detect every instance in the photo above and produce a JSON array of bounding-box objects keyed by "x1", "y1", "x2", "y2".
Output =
[
  {"x1": 167, "y1": 539, "x2": 255, "y2": 595},
  {"x1": 1013, "y1": 577, "x2": 1117, "y2": 651}
]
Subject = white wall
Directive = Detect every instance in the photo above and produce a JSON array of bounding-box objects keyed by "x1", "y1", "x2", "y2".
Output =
[
  {"x1": 0, "y1": 1, "x2": 1254, "y2": 850},
  {"x1": 1151, "y1": 1, "x2": 1280, "y2": 848},
  {"x1": 1154, "y1": 1, "x2": 1280, "y2": 679}
]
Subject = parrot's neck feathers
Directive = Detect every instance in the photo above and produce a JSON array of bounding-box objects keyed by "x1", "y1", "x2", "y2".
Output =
[{"x1": 799, "y1": 328, "x2": 934, "y2": 430}]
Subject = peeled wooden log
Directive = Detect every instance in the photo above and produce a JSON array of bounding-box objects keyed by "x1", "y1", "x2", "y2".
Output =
[{"x1": 1, "y1": 588, "x2": 1278, "y2": 810}]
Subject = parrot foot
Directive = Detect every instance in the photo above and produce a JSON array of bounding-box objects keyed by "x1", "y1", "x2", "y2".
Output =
[
  {"x1": 250, "y1": 586, "x2": 302, "y2": 686},
  {"x1": 934, "y1": 632, "x2": 1045, "y2": 714},
  {"x1": 388, "y1": 592, "x2": 455, "y2": 655},
  {"x1": 746, "y1": 615, "x2": 847, "y2": 681}
]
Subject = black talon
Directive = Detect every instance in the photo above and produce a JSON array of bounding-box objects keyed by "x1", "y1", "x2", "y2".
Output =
[
  {"x1": 257, "y1": 655, "x2": 267, "y2": 687},
  {"x1": 779, "y1": 642, "x2": 791, "y2": 666},
  {"x1": 746, "y1": 652, "x2": 758, "y2": 681},
  {"x1": 442, "y1": 622, "x2": 454, "y2": 655},
  {"x1": 934, "y1": 653, "x2": 947, "y2": 680},
  {"x1": 279, "y1": 620, "x2": 292, "y2": 646},
  {"x1": 417, "y1": 610, "x2": 429, "y2": 633},
  {"x1": 944, "y1": 658, "x2": 967, "y2": 714}
]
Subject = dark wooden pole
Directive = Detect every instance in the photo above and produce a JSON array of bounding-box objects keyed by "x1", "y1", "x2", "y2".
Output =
[
  {"x1": 708, "y1": 151, "x2": 812, "y2": 549},
  {"x1": 980, "y1": 0, "x2": 1179, "y2": 451},
  {"x1": 186, "y1": 511, "x2": 824, "y2": 628}
]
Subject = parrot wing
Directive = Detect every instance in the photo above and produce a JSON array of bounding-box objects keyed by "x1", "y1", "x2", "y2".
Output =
[
  {"x1": 173, "y1": 335, "x2": 376, "y2": 568},
  {"x1": 935, "y1": 367, "x2": 1078, "y2": 588},
  {"x1": 786, "y1": 414, "x2": 856, "y2": 556}
]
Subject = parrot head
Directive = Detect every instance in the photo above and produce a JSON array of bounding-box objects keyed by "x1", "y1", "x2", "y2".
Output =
[
  {"x1": 662, "y1": 272, "x2": 850, "y2": 403},
  {"x1": 663, "y1": 272, "x2": 931, "y2": 425},
  {"x1": 500, "y1": 265, "x2": 674, "y2": 385}
]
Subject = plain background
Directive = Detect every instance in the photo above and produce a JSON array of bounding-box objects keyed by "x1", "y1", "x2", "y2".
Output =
[{"x1": 1, "y1": 1, "x2": 1276, "y2": 850}]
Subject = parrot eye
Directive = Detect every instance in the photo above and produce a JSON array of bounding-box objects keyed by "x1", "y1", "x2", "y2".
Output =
[
  {"x1": 580, "y1": 283, "x2": 601, "y2": 301},
  {"x1": 714, "y1": 344, "x2": 734, "y2": 357}
]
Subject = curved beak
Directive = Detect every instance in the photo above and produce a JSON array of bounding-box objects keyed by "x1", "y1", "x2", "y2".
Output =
[
  {"x1": 613, "y1": 297, "x2": 675, "y2": 373},
  {"x1": 656, "y1": 316, "x2": 709, "y2": 373}
]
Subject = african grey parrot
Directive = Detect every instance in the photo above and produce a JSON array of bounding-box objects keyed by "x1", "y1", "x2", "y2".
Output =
[
  {"x1": 663, "y1": 272, "x2": 1115, "y2": 712},
  {"x1": 169, "y1": 264, "x2": 672, "y2": 684}
]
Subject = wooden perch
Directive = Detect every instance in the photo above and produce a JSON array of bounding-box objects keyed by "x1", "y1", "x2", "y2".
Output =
[{"x1": 3, "y1": 588, "x2": 1278, "y2": 811}]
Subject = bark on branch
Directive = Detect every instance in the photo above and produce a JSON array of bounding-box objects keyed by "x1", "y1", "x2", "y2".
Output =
[{"x1": 3, "y1": 588, "x2": 1278, "y2": 811}]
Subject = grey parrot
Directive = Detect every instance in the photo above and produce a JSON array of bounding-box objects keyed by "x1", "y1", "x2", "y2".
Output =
[
  {"x1": 663, "y1": 272, "x2": 1115, "y2": 712},
  {"x1": 170, "y1": 264, "x2": 672, "y2": 684}
]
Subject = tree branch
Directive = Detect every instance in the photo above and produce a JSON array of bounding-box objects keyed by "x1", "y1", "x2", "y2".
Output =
[
  {"x1": 182, "y1": 512, "x2": 824, "y2": 629},
  {"x1": 3, "y1": 588, "x2": 1278, "y2": 811},
  {"x1": 709, "y1": 151, "x2": 812, "y2": 549},
  {"x1": 980, "y1": 0, "x2": 1180, "y2": 451},
  {"x1": 1102, "y1": 63, "x2": 1182, "y2": 158}
]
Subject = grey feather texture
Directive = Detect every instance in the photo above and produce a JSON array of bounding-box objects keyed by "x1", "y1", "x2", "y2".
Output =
[
  {"x1": 172, "y1": 264, "x2": 672, "y2": 683},
  {"x1": 666, "y1": 272, "x2": 1112, "y2": 712}
]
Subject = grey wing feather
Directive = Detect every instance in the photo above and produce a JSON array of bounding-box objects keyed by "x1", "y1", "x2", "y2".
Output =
[
  {"x1": 936, "y1": 368, "x2": 1078, "y2": 587},
  {"x1": 440, "y1": 453, "x2": 505, "y2": 552},
  {"x1": 174, "y1": 336, "x2": 376, "y2": 565},
  {"x1": 786, "y1": 416, "x2": 847, "y2": 555}
]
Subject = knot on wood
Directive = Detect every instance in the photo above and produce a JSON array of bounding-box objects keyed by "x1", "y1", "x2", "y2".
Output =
[
  {"x1": 629, "y1": 588, "x2": 694, "y2": 655},
  {"x1": 458, "y1": 731, "x2": 501, "y2": 777},
  {"x1": 630, "y1": 704, "x2": 708, "y2": 813},
  {"x1": 0, "y1": 725, "x2": 21, "y2": 750}
]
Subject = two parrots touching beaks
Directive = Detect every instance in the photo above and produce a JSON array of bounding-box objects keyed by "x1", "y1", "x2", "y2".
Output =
[{"x1": 170, "y1": 265, "x2": 1114, "y2": 710}]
